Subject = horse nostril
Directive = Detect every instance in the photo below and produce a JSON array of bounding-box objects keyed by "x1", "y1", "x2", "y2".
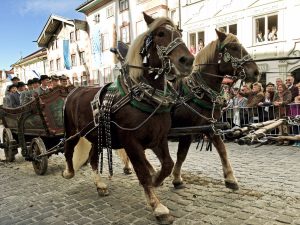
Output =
[
  {"x1": 186, "y1": 56, "x2": 194, "y2": 67},
  {"x1": 179, "y1": 56, "x2": 194, "y2": 68},
  {"x1": 179, "y1": 56, "x2": 187, "y2": 64}
]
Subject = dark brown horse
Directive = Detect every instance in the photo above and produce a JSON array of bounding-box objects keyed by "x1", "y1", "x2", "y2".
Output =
[
  {"x1": 171, "y1": 30, "x2": 259, "y2": 190},
  {"x1": 62, "y1": 13, "x2": 194, "y2": 224}
]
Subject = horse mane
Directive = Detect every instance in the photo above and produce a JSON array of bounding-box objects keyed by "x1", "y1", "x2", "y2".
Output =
[
  {"x1": 192, "y1": 33, "x2": 240, "y2": 72},
  {"x1": 125, "y1": 17, "x2": 175, "y2": 83}
]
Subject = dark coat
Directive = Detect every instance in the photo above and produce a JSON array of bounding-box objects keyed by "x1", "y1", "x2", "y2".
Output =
[{"x1": 9, "y1": 92, "x2": 20, "y2": 108}]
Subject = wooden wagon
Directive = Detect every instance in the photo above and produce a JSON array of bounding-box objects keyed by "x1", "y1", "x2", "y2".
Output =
[{"x1": 0, "y1": 87, "x2": 73, "y2": 175}]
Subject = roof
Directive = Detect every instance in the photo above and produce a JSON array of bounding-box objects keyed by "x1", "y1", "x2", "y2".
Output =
[
  {"x1": 76, "y1": 0, "x2": 111, "y2": 14},
  {"x1": 11, "y1": 48, "x2": 47, "y2": 67},
  {"x1": 36, "y1": 14, "x2": 74, "y2": 48}
]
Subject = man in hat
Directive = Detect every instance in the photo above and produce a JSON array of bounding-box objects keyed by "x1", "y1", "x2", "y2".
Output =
[
  {"x1": 59, "y1": 74, "x2": 68, "y2": 87},
  {"x1": 20, "y1": 79, "x2": 34, "y2": 105},
  {"x1": 3, "y1": 84, "x2": 17, "y2": 107},
  {"x1": 11, "y1": 76, "x2": 20, "y2": 85},
  {"x1": 36, "y1": 75, "x2": 50, "y2": 95},
  {"x1": 10, "y1": 81, "x2": 26, "y2": 108},
  {"x1": 50, "y1": 75, "x2": 60, "y2": 89}
]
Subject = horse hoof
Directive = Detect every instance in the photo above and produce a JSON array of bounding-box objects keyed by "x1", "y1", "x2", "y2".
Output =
[
  {"x1": 156, "y1": 214, "x2": 174, "y2": 225},
  {"x1": 225, "y1": 181, "x2": 239, "y2": 190},
  {"x1": 123, "y1": 167, "x2": 132, "y2": 175},
  {"x1": 97, "y1": 188, "x2": 109, "y2": 197},
  {"x1": 173, "y1": 182, "x2": 185, "y2": 189},
  {"x1": 62, "y1": 170, "x2": 74, "y2": 179}
]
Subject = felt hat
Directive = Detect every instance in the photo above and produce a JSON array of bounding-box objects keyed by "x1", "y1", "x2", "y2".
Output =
[{"x1": 40, "y1": 75, "x2": 50, "y2": 81}]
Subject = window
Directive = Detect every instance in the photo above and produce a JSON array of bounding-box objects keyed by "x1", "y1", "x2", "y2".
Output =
[
  {"x1": 106, "y1": 6, "x2": 114, "y2": 18},
  {"x1": 50, "y1": 60, "x2": 54, "y2": 71},
  {"x1": 229, "y1": 24, "x2": 237, "y2": 35},
  {"x1": 79, "y1": 51, "x2": 85, "y2": 65},
  {"x1": 119, "y1": 0, "x2": 129, "y2": 12},
  {"x1": 71, "y1": 54, "x2": 76, "y2": 67},
  {"x1": 56, "y1": 58, "x2": 61, "y2": 70},
  {"x1": 255, "y1": 14, "x2": 278, "y2": 44},
  {"x1": 94, "y1": 14, "x2": 100, "y2": 23},
  {"x1": 189, "y1": 33, "x2": 196, "y2": 55},
  {"x1": 170, "y1": 10, "x2": 176, "y2": 23},
  {"x1": 93, "y1": 70, "x2": 100, "y2": 84},
  {"x1": 104, "y1": 67, "x2": 112, "y2": 83},
  {"x1": 218, "y1": 24, "x2": 237, "y2": 35},
  {"x1": 197, "y1": 31, "x2": 205, "y2": 52},
  {"x1": 101, "y1": 33, "x2": 109, "y2": 51},
  {"x1": 76, "y1": 29, "x2": 80, "y2": 41},
  {"x1": 70, "y1": 31, "x2": 75, "y2": 43},
  {"x1": 120, "y1": 24, "x2": 130, "y2": 43},
  {"x1": 136, "y1": 20, "x2": 146, "y2": 36}
]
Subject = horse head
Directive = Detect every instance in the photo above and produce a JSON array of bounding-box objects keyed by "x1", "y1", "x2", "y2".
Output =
[
  {"x1": 193, "y1": 30, "x2": 259, "y2": 87},
  {"x1": 126, "y1": 13, "x2": 194, "y2": 85},
  {"x1": 214, "y1": 29, "x2": 259, "y2": 84}
]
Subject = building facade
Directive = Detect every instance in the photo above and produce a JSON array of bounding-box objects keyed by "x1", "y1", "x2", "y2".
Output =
[
  {"x1": 76, "y1": 0, "x2": 170, "y2": 86},
  {"x1": 180, "y1": 0, "x2": 300, "y2": 84},
  {"x1": 36, "y1": 15, "x2": 91, "y2": 86},
  {"x1": 11, "y1": 48, "x2": 47, "y2": 82}
]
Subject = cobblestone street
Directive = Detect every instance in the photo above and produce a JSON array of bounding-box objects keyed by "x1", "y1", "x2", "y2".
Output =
[{"x1": 0, "y1": 141, "x2": 299, "y2": 225}]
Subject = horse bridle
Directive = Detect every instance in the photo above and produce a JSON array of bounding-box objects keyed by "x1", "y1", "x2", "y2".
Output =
[
  {"x1": 218, "y1": 42, "x2": 253, "y2": 81},
  {"x1": 139, "y1": 23, "x2": 185, "y2": 79},
  {"x1": 181, "y1": 41, "x2": 254, "y2": 134}
]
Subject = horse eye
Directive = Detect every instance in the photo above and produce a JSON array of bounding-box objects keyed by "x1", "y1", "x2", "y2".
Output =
[{"x1": 157, "y1": 31, "x2": 164, "y2": 37}]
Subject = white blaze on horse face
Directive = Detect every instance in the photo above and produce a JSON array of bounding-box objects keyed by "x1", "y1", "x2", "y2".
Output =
[{"x1": 73, "y1": 137, "x2": 91, "y2": 171}]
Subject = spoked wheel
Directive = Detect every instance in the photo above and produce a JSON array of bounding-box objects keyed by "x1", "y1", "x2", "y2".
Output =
[
  {"x1": 31, "y1": 137, "x2": 48, "y2": 175},
  {"x1": 2, "y1": 128, "x2": 18, "y2": 162}
]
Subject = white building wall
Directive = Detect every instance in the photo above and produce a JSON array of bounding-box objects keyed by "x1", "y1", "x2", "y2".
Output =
[
  {"x1": 181, "y1": 0, "x2": 300, "y2": 84},
  {"x1": 47, "y1": 22, "x2": 91, "y2": 86}
]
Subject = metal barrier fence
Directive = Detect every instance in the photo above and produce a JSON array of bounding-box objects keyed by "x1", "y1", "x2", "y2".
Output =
[{"x1": 221, "y1": 103, "x2": 300, "y2": 135}]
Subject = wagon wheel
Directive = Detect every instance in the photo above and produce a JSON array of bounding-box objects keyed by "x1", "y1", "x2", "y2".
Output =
[
  {"x1": 31, "y1": 137, "x2": 48, "y2": 175},
  {"x1": 2, "y1": 128, "x2": 18, "y2": 162}
]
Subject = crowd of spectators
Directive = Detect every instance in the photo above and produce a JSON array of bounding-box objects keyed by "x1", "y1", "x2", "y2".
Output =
[
  {"x1": 3, "y1": 74, "x2": 72, "y2": 108},
  {"x1": 221, "y1": 74, "x2": 300, "y2": 145}
]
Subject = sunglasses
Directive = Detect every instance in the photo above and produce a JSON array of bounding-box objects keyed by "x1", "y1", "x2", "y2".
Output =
[{"x1": 286, "y1": 79, "x2": 291, "y2": 81}]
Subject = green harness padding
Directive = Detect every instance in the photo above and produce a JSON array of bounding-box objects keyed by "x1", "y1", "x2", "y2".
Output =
[
  {"x1": 108, "y1": 76, "x2": 172, "y2": 113},
  {"x1": 182, "y1": 83, "x2": 213, "y2": 109}
]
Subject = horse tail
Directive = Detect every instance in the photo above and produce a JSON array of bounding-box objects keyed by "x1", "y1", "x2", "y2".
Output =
[
  {"x1": 73, "y1": 137, "x2": 91, "y2": 171},
  {"x1": 63, "y1": 87, "x2": 94, "y2": 172}
]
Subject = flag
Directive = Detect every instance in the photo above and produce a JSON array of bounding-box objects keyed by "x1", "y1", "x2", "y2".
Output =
[{"x1": 63, "y1": 40, "x2": 71, "y2": 70}]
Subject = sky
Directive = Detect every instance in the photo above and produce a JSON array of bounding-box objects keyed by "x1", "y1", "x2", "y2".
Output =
[{"x1": 0, "y1": 0, "x2": 85, "y2": 71}]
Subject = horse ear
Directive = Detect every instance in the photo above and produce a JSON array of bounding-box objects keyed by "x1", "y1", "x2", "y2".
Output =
[
  {"x1": 215, "y1": 29, "x2": 227, "y2": 42},
  {"x1": 143, "y1": 12, "x2": 155, "y2": 26}
]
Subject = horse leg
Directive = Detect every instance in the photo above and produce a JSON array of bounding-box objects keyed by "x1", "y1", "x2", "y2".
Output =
[
  {"x1": 116, "y1": 148, "x2": 132, "y2": 175},
  {"x1": 211, "y1": 134, "x2": 239, "y2": 190},
  {"x1": 151, "y1": 138, "x2": 174, "y2": 187},
  {"x1": 89, "y1": 144, "x2": 109, "y2": 196},
  {"x1": 172, "y1": 135, "x2": 192, "y2": 189},
  {"x1": 62, "y1": 136, "x2": 80, "y2": 179},
  {"x1": 125, "y1": 143, "x2": 174, "y2": 224}
]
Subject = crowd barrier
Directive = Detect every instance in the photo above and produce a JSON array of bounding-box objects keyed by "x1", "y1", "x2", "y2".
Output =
[{"x1": 221, "y1": 103, "x2": 300, "y2": 135}]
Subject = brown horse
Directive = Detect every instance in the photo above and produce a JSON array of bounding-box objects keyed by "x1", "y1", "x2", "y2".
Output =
[
  {"x1": 171, "y1": 30, "x2": 260, "y2": 190},
  {"x1": 62, "y1": 13, "x2": 194, "y2": 224}
]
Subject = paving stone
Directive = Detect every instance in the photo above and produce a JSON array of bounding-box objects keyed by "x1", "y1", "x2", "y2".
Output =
[{"x1": 0, "y1": 142, "x2": 299, "y2": 225}]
